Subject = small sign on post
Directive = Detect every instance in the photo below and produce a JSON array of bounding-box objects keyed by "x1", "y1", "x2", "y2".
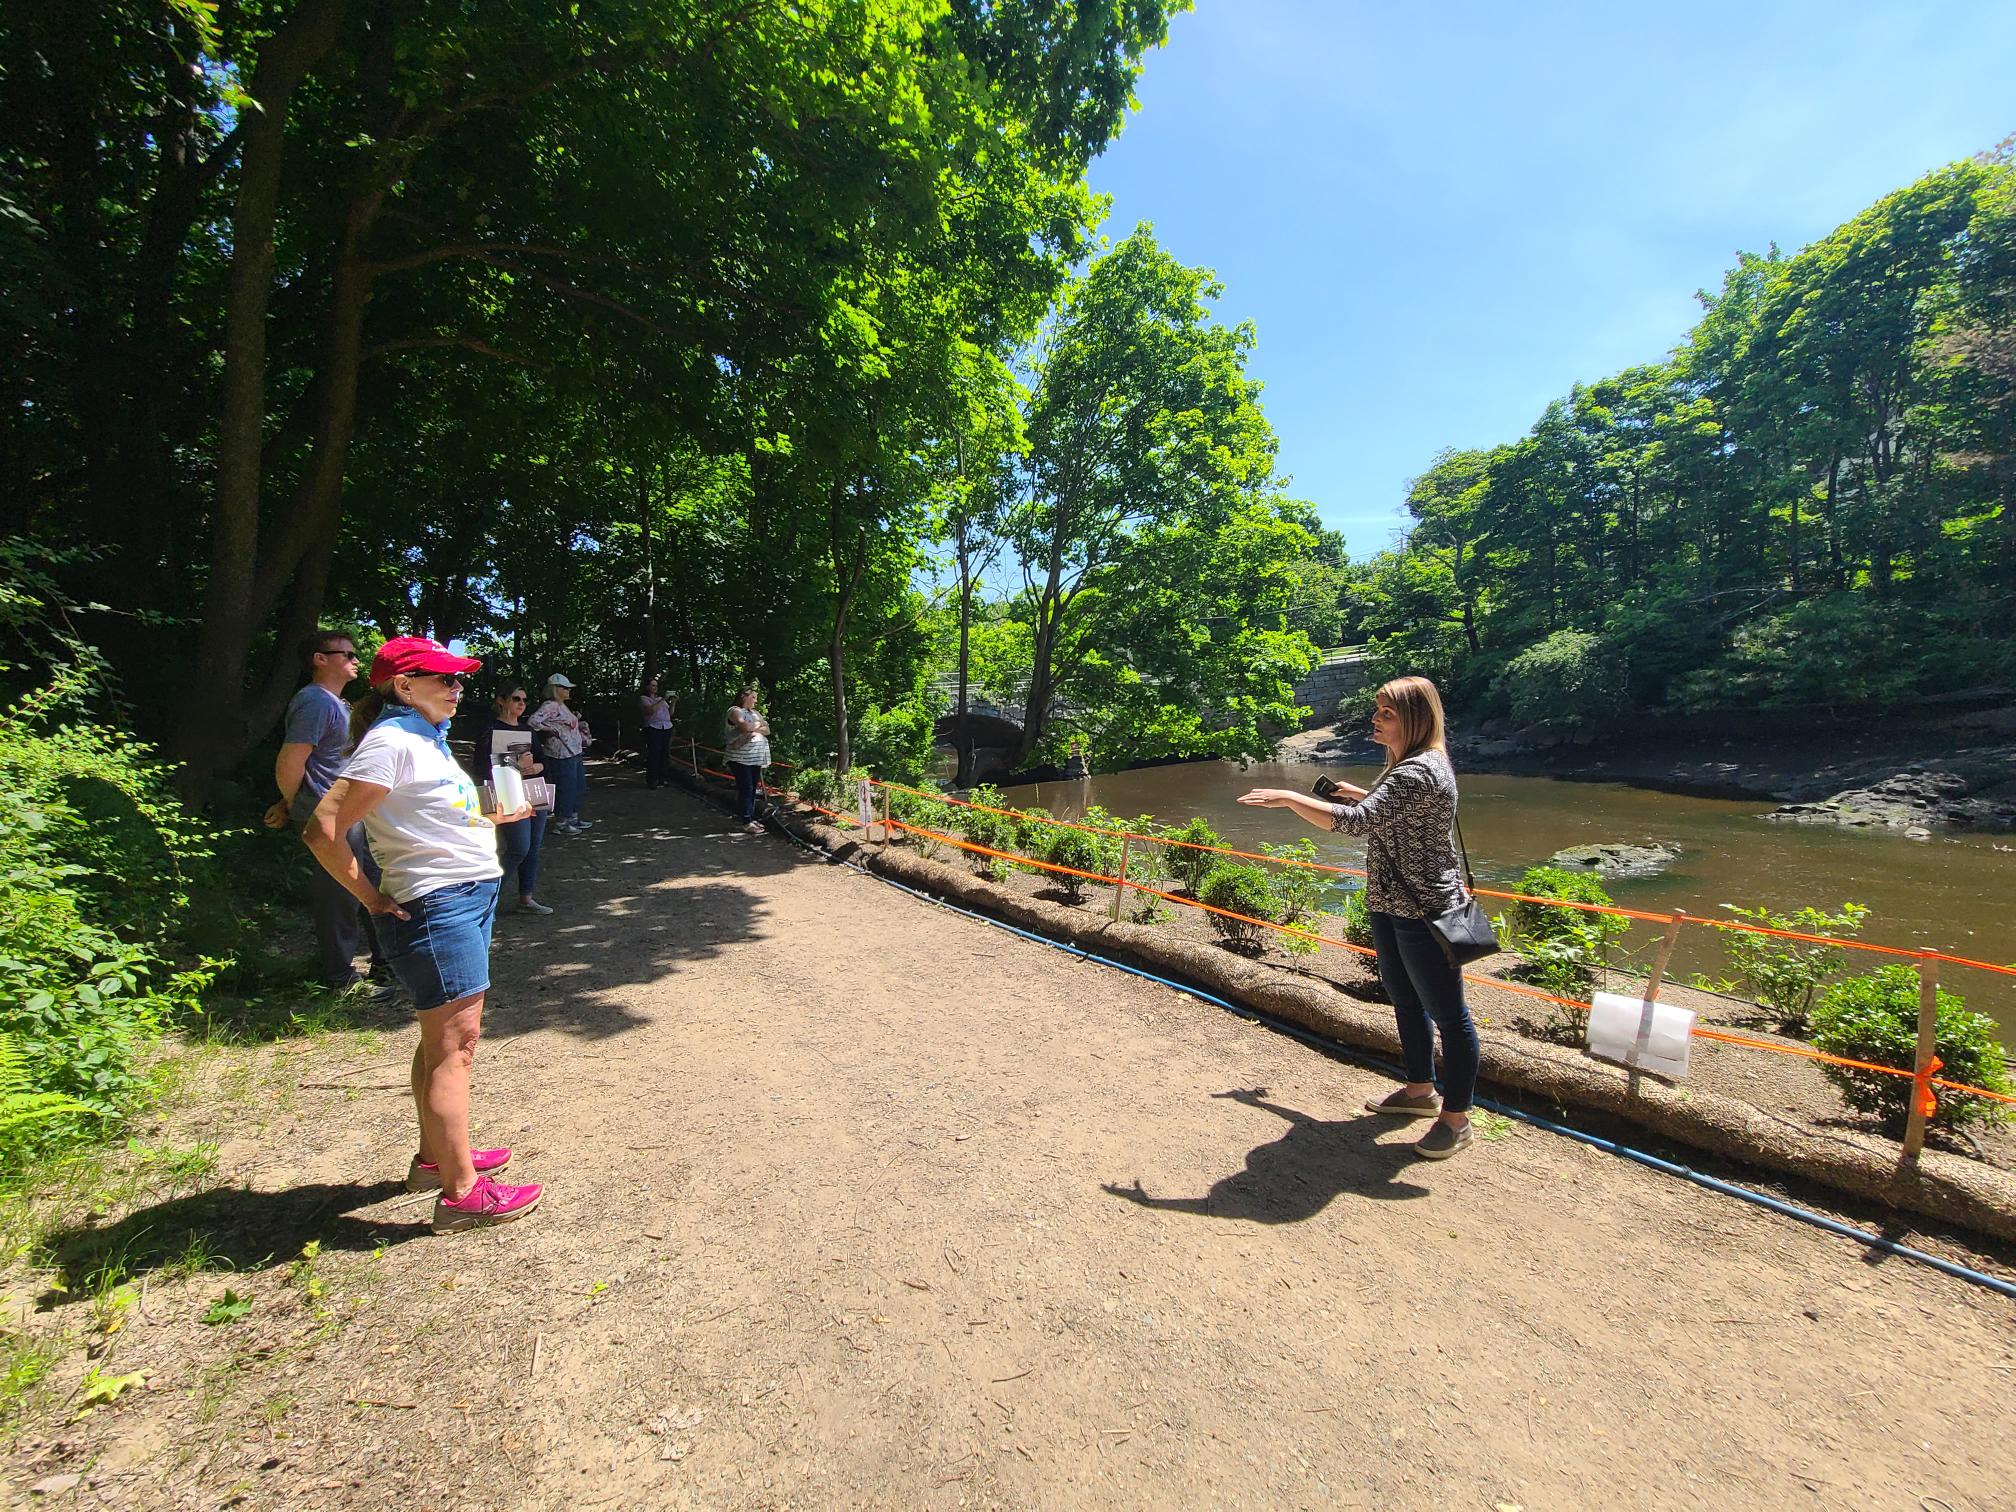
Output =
[
  {"x1": 856, "y1": 776, "x2": 874, "y2": 835},
  {"x1": 1589, "y1": 911, "x2": 1693, "y2": 1084},
  {"x1": 1902, "y1": 951, "x2": 1941, "y2": 1160}
]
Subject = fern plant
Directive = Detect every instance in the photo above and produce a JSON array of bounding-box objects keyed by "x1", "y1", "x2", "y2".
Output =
[{"x1": 0, "y1": 1032, "x2": 95, "y2": 1147}]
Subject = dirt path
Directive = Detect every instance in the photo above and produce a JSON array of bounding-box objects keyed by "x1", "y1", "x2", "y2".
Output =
[{"x1": 11, "y1": 777, "x2": 2016, "y2": 1509}]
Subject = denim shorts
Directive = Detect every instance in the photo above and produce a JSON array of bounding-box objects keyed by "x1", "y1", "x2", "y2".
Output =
[{"x1": 379, "y1": 879, "x2": 500, "y2": 1012}]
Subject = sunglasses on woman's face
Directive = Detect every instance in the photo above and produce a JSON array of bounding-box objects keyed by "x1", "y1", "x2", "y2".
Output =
[
  {"x1": 507, "y1": 694, "x2": 527, "y2": 702},
  {"x1": 407, "y1": 672, "x2": 464, "y2": 689}
]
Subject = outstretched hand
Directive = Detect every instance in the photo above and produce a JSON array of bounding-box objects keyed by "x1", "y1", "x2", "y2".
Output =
[{"x1": 1236, "y1": 788, "x2": 1297, "y2": 808}]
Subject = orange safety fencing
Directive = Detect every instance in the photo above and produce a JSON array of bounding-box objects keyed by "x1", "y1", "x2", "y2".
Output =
[{"x1": 666, "y1": 743, "x2": 2016, "y2": 1110}]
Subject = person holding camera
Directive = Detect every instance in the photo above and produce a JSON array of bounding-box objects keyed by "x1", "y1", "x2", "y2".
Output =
[
  {"x1": 528, "y1": 674, "x2": 593, "y2": 834},
  {"x1": 1237, "y1": 675, "x2": 1481, "y2": 1160}
]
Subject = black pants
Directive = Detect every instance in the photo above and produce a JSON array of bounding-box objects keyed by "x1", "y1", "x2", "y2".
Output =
[
  {"x1": 644, "y1": 727, "x2": 672, "y2": 787},
  {"x1": 732, "y1": 762, "x2": 764, "y2": 821}
]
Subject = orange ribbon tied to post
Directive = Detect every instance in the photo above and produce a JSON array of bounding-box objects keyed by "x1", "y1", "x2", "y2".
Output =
[{"x1": 1914, "y1": 1054, "x2": 1944, "y2": 1123}]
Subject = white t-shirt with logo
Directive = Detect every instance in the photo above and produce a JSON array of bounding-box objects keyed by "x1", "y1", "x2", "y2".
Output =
[{"x1": 340, "y1": 710, "x2": 503, "y2": 903}]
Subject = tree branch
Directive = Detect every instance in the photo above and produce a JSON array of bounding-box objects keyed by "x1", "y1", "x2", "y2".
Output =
[{"x1": 367, "y1": 333, "x2": 551, "y2": 370}]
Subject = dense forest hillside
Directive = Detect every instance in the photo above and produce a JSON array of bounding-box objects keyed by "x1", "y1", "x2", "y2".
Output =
[{"x1": 1333, "y1": 143, "x2": 2016, "y2": 736}]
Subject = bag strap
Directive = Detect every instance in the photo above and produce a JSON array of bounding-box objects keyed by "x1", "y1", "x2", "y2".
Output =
[{"x1": 1360, "y1": 757, "x2": 1475, "y2": 902}]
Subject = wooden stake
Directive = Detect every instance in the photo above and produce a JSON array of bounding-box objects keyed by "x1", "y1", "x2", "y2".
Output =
[
  {"x1": 882, "y1": 783, "x2": 893, "y2": 844},
  {"x1": 1627, "y1": 910, "x2": 1686, "y2": 1093},
  {"x1": 1110, "y1": 837, "x2": 1132, "y2": 922},
  {"x1": 1902, "y1": 952, "x2": 1940, "y2": 1160}
]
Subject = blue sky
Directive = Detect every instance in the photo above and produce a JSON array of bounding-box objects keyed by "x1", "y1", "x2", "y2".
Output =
[{"x1": 1085, "y1": 0, "x2": 2016, "y2": 555}]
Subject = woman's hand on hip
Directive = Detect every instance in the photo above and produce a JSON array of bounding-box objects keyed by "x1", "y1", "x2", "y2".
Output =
[{"x1": 367, "y1": 892, "x2": 410, "y2": 920}]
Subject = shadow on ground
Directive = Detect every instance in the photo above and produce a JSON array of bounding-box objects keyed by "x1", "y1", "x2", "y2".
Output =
[
  {"x1": 472, "y1": 768, "x2": 827, "y2": 1045},
  {"x1": 36, "y1": 1180, "x2": 422, "y2": 1297},
  {"x1": 1102, "y1": 1087, "x2": 1432, "y2": 1220}
]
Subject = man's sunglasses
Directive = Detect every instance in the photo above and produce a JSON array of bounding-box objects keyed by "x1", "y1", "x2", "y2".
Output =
[{"x1": 321, "y1": 648, "x2": 359, "y2": 661}]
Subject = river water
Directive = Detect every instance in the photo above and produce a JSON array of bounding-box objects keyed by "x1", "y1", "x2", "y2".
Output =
[{"x1": 1001, "y1": 759, "x2": 2016, "y2": 1035}]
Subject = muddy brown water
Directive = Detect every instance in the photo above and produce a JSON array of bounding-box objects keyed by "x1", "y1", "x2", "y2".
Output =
[{"x1": 1002, "y1": 760, "x2": 2016, "y2": 1036}]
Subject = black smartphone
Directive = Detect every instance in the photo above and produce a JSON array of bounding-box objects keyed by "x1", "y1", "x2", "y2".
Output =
[{"x1": 1311, "y1": 774, "x2": 1340, "y2": 800}]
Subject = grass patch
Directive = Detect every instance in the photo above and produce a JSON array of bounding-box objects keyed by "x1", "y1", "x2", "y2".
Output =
[{"x1": 0, "y1": 1327, "x2": 63, "y2": 1442}]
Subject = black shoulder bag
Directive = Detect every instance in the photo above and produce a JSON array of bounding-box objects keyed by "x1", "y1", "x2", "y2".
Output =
[{"x1": 1382, "y1": 777, "x2": 1499, "y2": 968}]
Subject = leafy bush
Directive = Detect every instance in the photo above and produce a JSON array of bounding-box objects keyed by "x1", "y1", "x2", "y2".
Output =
[
  {"x1": 853, "y1": 699, "x2": 937, "y2": 784},
  {"x1": 0, "y1": 665, "x2": 222, "y2": 1165},
  {"x1": 1499, "y1": 629, "x2": 1626, "y2": 733},
  {"x1": 1014, "y1": 805, "x2": 1057, "y2": 855},
  {"x1": 1199, "y1": 863, "x2": 1280, "y2": 952},
  {"x1": 1045, "y1": 825, "x2": 1121, "y2": 905},
  {"x1": 1809, "y1": 966, "x2": 2014, "y2": 1133},
  {"x1": 1118, "y1": 814, "x2": 1173, "y2": 923},
  {"x1": 1339, "y1": 887, "x2": 1374, "y2": 950},
  {"x1": 953, "y1": 785, "x2": 1019, "y2": 878},
  {"x1": 889, "y1": 786, "x2": 952, "y2": 858},
  {"x1": 1506, "y1": 865, "x2": 1629, "y2": 1028},
  {"x1": 1720, "y1": 902, "x2": 1869, "y2": 1034},
  {"x1": 1158, "y1": 816, "x2": 1224, "y2": 896},
  {"x1": 790, "y1": 767, "x2": 839, "y2": 810},
  {"x1": 1260, "y1": 838, "x2": 1327, "y2": 956}
]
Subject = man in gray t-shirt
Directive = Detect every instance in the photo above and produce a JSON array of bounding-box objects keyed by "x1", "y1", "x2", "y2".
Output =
[{"x1": 264, "y1": 631, "x2": 387, "y2": 991}]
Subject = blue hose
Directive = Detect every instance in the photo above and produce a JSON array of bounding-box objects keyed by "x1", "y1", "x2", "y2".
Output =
[{"x1": 756, "y1": 796, "x2": 2016, "y2": 1300}]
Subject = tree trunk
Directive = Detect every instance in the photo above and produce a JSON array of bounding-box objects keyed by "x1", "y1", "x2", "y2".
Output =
[
  {"x1": 828, "y1": 482, "x2": 872, "y2": 776},
  {"x1": 640, "y1": 464, "x2": 659, "y2": 678},
  {"x1": 175, "y1": 0, "x2": 346, "y2": 795},
  {"x1": 954, "y1": 516, "x2": 976, "y2": 787}
]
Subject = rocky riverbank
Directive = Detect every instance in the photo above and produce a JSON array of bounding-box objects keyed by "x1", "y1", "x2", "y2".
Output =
[{"x1": 1273, "y1": 716, "x2": 2016, "y2": 834}]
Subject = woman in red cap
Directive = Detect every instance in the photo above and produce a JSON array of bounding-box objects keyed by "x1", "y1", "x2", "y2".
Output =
[{"x1": 304, "y1": 636, "x2": 544, "y2": 1234}]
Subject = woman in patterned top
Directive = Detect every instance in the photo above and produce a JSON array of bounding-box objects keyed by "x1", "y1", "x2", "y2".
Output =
[{"x1": 1238, "y1": 675, "x2": 1480, "y2": 1160}]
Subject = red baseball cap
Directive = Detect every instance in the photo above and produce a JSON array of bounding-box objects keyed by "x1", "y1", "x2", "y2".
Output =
[{"x1": 369, "y1": 636, "x2": 482, "y2": 684}]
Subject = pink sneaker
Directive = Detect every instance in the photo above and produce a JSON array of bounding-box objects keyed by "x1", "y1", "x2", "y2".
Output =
[
  {"x1": 406, "y1": 1147, "x2": 513, "y2": 1193},
  {"x1": 432, "y1": 1175, "x2": 543, "y2": 1235}
]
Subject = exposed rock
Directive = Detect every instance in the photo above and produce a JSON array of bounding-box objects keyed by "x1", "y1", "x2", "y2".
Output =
[
  {"x1": 1547, "y1": 842, "x2": 1681, "y2": 879},
  {"x1": 1766, "y1": 760, "x2": 2016, "y2": 834}
]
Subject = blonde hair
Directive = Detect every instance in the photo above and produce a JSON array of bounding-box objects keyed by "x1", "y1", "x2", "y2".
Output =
[{"x1": 1374, "y1": 675, "x2": 1447, "y2": 769}]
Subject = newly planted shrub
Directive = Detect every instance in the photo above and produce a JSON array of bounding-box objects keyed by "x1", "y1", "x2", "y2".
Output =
[
  {"x1": 1199, "y1": 864, "x2": 1280, "y2": 952},
  {"x1": 1720, "y1": 902, "x2": 1869, "y2": 1034},
  {"x1": 1014, "y1": 806, "x2": 1057, "y2": 856},
  {"x1": 1045, "y1": 826, "x2": 1121, "y2": 905},
  {"x1": 889, "y1": 788, "x2": 951, "y2": 858},
  {"x1": 1506, "y1": 865, "x2": 1629, "y2": 1032},
  {"x1": 1260, "y1": 838, "x2": 1327, "y2": 956},
  {"x1": 954, "y1": 786, "x2": 1018, "y2": 877},
  {"x1": 790, "y1": 767, "x2": 839, "y2": 810},
  {"x1": 1159, "y1": 817, "x2": 1224, "y2": 896},
  {"x1": 1339, "y1": 887, "x2": 1374, "y2": 950},
  {"x1": 1809, "y1": 965, "x2": 2014, "y2": 1133}
]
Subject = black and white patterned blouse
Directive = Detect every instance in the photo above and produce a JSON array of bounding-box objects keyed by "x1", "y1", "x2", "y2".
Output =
[{"x1": 1328, "y1": 748, "x2": 1464, "y2": 920}]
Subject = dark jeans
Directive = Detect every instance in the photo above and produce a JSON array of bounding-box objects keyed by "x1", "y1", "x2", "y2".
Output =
[
  {"x1": 496, "y1": 810, "x2": 548, "y2": 897},
  {"x1": 308, "y1": 821, "x2": 384, "y2": 988},
  {"x1": 546, "y1": 754, "x2": 585, "y2": 822},
  {"x1": 644, "y1": 727, "x2": 672, "y2": 787},
  {"x1": 1368, "y1": 909, "x2": 1481, "y2": 1114},
  {"x1": 732, "y1": 761, "x2": 764, "y2": 822}
]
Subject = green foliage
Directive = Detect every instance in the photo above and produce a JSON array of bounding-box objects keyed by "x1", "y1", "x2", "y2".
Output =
[
  {"x1": 853, "y1": 700, "x2": 938, "y2": 785},
  {"x1": 1198, "y1": 864, "x2": 1280, "y2": 952},
  {"x1": 1013, "y1": 806, "x2": 1058, "y2": 855},
  {"x1": 201, "y1": 1289, "x2": 253, "y2": 1327},
  {"x1": 1043, "y1": 825, "x2": 1121, "y2": 906},
  {"x1": 790, "y1": 767, "x2": 840, "y2": 811},
  {"x1": 1118, "y1": 815, "x2": 1173, "y2": 923},
  {"x1": 1260, "y1": 838, "x2": 1327, "y2": 956},
  {"x1": 1500, "y1": 630, "x2": 1626, "y2": 732},
  {"x1": 888, "y1": 786, "x2": 952, "y2": 859},
  {"x1": 1158, "y1": 816, "x2": 1225, "y2": 896},
  {"x1": 1809, "y1": 966, "x2": 2014, "y2": 1133},
  {"x1": 1720, "y1": 902, "x2": 1870, "y2": 1034},
  {"x1": 1343, "y1": 159, "x2": 2016, "y2": 729},
  {"x1": 1506, "y1": 866, "x2": 1629, "y2": 1026},
  {"x1": 0, "y1": 662, "x2": 222, "y2": 1155},
  {"x1": 953, "y1": 785, "x2": 1019, "y2": 876},
  {"x1": 1339, "y1": 888, "x2": 1375, "y2": 950},
  {"x1": 0, "y1": 1034, "x2": 93, "y2": 1146}
]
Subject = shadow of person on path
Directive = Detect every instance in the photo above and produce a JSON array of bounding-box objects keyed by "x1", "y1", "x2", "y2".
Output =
[
  {"x1": 1102, "y1": 1087, "x2": 1431, "y2": 1222},
  {"x1": 37, "y1": 1181, "x2": 424, "y2": 1300}
]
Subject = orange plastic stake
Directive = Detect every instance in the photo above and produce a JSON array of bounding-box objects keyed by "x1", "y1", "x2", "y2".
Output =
[{"x1": 1903, "y1": 953, "x2": 1941, "y2": 1159}]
